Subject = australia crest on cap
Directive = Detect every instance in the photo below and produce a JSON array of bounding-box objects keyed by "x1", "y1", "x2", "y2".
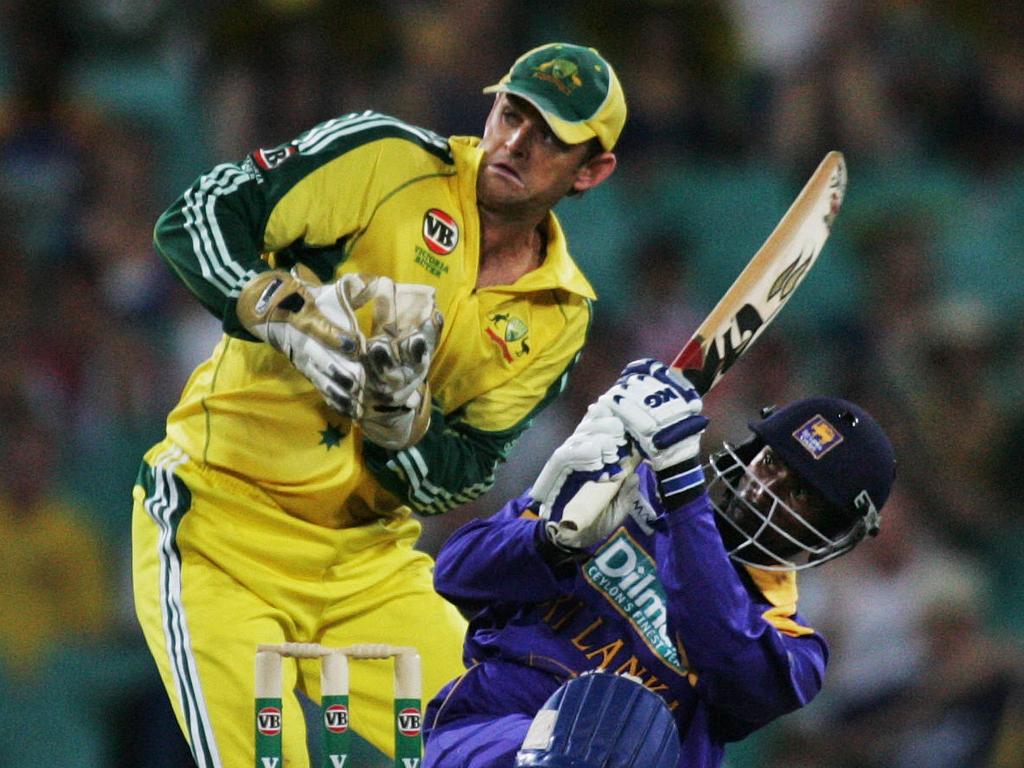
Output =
[{"x1": 531, "y1": 57, "x2": 585, "y2": 95}]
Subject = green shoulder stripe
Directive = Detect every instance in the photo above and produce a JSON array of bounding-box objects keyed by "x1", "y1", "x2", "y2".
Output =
[
  {"x1": 256, "y1": 111, "x2": 453, "y2": 193},
  {"x1": 244, "y1": 111, "x2": 455, "y2": 227}
]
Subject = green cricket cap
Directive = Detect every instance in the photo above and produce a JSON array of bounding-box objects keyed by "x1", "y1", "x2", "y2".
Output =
[{"x1": 483, "y1": 42, "x2": 627, "y2": 151}]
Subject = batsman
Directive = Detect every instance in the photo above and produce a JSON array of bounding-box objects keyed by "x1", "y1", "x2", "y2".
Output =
[
  {"x1": 131, "y1": 43, "x2": 625, "y2": 766},
  {"x1": 423, "y1": 359, "x2": 897, "y2": 767}
]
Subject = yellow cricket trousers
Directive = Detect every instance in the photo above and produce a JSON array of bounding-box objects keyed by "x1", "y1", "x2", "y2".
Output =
[{"x1": 132, "y1": 441, "x2": 468, "y2": 767}]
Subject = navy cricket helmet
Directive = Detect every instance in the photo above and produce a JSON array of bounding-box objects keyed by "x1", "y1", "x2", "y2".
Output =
[
  {"x1": 752, "y1": 397, "x2": 895, "y2": 521},
  {"x1": 707, "y1": 397, "x2": 896, "y2": 570}
]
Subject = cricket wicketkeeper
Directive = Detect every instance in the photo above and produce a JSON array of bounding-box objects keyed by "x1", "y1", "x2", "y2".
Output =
[{"x1": 132, "y1": 42, "x2": 625, "y2": 766}]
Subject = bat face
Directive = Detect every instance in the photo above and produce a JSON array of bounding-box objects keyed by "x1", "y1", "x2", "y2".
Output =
[
  {"x1": 673, "y1": 305, "x2": 763, "y2": 394},
  {"x1": 672, "y1": 152, "x2": 848, "y2": 395},
  {"x1": 674, "y1": 246, "x2": 817, "y2": 393}
]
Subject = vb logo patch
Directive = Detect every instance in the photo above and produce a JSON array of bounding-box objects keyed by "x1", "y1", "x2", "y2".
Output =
[
  {"x1": 793, "y1": 415, "x2": 844, "y2": 459},
  {"x1": 396, "y1": 707, "x2": 421, "y2": 736},
  {"x1": 257, "y1": 706, "x2": 282, "y2": 736},
  {"x1": 422, "y1": 209, "x2": 459, "y2": 255},
  {"x1": 485, "y1": 312, "x2": 530, "y2": 362},
  {"x1": 252, "y1": 144, "x2": 297, "y2": 170},
  {"x1": 323, "y1": 703, "x2": 348, "y2": 733}
]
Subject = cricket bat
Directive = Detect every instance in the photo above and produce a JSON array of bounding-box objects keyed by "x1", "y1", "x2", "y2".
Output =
[{"x1": 555, "y1": 151, "x2": 848, "y2": 528}]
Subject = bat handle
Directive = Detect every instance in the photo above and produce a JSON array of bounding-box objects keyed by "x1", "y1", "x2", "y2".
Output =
[{"x1": 558, "y1": 453, "x2": 641, "y2": 530}]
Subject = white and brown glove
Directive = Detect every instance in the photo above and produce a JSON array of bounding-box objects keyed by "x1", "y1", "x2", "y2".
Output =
[
  {"x1": 357, "y1": 276, "x2": 443, "y2": 450},
  {"x1": 237, "y1": 268, "x2": 368, "y2": 417}
]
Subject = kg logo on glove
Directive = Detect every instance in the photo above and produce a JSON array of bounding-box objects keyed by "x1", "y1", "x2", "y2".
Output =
[
  {"x1": 599, "y1": 359, "x2": 708, "y2": 471},
  {"x1": 643, "y1": 387, "x2": 681, "y2": 409}
]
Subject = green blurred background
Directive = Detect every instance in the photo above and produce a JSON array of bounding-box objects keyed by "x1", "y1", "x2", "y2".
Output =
[{"x1": 1, "y1": 1, "x2": 1021, "y2": 766}]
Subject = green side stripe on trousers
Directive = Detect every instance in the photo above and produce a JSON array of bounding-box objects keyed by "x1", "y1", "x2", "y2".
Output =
[{"x1": 140, "y1": 448, "x2": 222, "y2": 768}]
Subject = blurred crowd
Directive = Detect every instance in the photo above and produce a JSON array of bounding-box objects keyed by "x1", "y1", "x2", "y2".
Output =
[{"x1": 1, "y1": 1, "x2": 1022, "y2": 766}]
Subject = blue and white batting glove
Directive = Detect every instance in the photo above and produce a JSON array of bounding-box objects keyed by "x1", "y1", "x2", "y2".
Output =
[
  {"x1": 530, "y1": 403, "x2": 631, "y2": 522},
  {"x1": 598, "y1": 358, "x2": 708, "y2": 470}
]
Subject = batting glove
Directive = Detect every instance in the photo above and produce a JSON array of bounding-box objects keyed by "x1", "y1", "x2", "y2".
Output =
[
  {"x1": 237, "y1": 269, "x2": 367, "y2": 417},
  {"x1": 542, "y1": 470, "x2": 643, "y2": 552},
  {"x1": 531, "y1": 403, "x2": 634, "y2": 551},
  {"x1": 598, "y1": 358, "x2": 708, "y2": 472}
]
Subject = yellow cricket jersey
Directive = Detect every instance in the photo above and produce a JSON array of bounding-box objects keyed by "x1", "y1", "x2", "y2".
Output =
[{"x1": 153, "y1": 111, "x2": 595, "y2": 527}]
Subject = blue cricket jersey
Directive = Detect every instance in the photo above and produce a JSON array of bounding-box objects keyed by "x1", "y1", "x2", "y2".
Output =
[{"x1": 425, "y1": 463, "x2": 829, "y2": 768}]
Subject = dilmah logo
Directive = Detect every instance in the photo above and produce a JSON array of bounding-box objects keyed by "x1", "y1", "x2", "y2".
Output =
[{"x1": 584, "y1": 531, "x2": 683, "y2": 672}]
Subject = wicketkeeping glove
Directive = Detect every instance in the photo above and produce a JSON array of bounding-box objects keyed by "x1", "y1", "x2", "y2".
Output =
[
  {"x1": 357, "y1": 276, "x2": 443, "y2": 450},
  {"x1": 598, "y1": 358, "x2": 708, "y2": 471},
  {"x1": 237, "y1": 269, "x2": 368, "y2": 417},
  {"x1": 531, "y1": 403, "x2": 635, "y2": 551}
]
